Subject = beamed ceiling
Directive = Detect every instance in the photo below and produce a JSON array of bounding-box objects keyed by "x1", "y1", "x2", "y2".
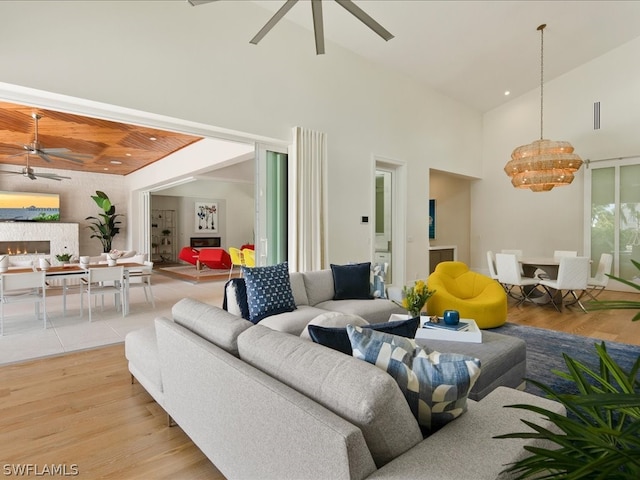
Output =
[{"x1": 0, "y1": 100, "x2": 202, "y2": 176}]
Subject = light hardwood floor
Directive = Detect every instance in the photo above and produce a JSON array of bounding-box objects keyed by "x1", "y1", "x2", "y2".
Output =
[{"x1": 1, "y1": 289, "x2": 638, "y2": 479}]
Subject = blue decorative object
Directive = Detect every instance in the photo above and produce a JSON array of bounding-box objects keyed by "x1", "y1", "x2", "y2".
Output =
[
  {"x1": 443, "y1": 310, "x2": 460, "y2": 325},
  {"x1": 242, "y1": 262, "x2": 296, "y2": 323}
]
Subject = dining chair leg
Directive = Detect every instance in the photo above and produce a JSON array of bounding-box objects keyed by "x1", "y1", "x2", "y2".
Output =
[{"x1": 541, "y1": 285, "x2": 562, "y2": 312}]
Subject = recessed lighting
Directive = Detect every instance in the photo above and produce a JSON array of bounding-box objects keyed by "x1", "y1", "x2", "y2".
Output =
[
  {"x1": 504, "y1": 90, "x2": 510, "y2": 96},
  {"x1": 125, "y1": 153, "x2": 132, "y2": 157},
  {"x1": 110, "y1": 160, "x2": 122, "y2": 165},
  {"x1": 149, "y1": 137, "x2": 157, "y2": 141},
  {"x1": 103, "y1": 167, "x2": 109, "y2": 171}
]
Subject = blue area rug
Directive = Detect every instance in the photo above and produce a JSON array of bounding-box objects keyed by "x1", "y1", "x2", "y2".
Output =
[{"x1": 489, "y1": 323, "x2": 640, "y2": 397}]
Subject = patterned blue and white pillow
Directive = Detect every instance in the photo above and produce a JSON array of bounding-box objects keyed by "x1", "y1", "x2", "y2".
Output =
[
  {"x1": 371, "y1": 262, "x2": 388, "y2": 299},
  {"x1": 347, "y1": 325, "x2": 481, "y2": 435},
  {"x1": 242, "y1": 262, "x2": 296, "y2": 323}
]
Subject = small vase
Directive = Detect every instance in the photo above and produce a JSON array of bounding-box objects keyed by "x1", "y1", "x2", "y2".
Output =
[{"x1": 108, "y1": 258, "x2": 117, "y2": 266}]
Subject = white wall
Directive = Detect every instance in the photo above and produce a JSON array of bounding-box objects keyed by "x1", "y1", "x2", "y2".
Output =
[
  {"x1": 0, "y1": 1, "x2": 483, "y2": 282},
  {"x1": 475, "y1": 36, "x2": 640, "y2": 273}
]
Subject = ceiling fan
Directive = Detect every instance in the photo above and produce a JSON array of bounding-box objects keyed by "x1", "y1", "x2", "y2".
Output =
[
  {"x1": 188, "y1": 0, "x2": 394, "y2": 55},
  {"x1": 0, "y1": 153, "x2": 71, "y2": 181},
  {"x1": 2, "y1": 112, "x2": 91, "y2": 165}
]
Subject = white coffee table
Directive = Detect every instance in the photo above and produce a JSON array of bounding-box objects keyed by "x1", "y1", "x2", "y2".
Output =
[{"x1": 388, "y1": 314, "x2": 482, "y2": 343}]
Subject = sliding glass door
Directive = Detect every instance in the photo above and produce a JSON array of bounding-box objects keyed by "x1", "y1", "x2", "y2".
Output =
[
  {"x1": 256, "y1": 144, "x2": 288, "y2": 266},
  {"x1": 587, "y1": 159, "x2": 640, "y2": 290}
]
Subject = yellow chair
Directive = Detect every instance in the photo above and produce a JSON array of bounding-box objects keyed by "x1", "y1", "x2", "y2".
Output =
[
  {"x1": 242, "y1": 248, "x2": 255, "y2": 268},
  {"x1": 426, "y1": 261, "x2": 507, "y2": 329},
  {"x1": 228, "y1": 248, "x2": 245, "y2": 280}
]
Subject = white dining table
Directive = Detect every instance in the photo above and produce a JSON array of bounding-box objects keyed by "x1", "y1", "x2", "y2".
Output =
[
  {"x1": 4, "y1": 262, "x2": 144, "y2": 316},
  {"x1": 519, "y1": 257, "x2": 560, "y2": 279}
]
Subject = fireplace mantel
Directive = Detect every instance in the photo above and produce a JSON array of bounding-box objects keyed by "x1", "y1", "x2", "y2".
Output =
[{"x1": 0, "y1": 222, "x2": 79, "y2": 261}]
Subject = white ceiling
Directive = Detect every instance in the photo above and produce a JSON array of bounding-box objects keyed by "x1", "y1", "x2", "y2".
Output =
[{"x1": 250, "y1": 0, "x2": 640, "y2": 112}]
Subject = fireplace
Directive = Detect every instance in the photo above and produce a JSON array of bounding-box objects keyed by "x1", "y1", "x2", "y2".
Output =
[
  {"x1": 191, "y1": 237, "x2": 221, "y2": 248},
  {"x1": 0, "y1": 223, "x2": 79, "y2": 262},
  {"x1": 0, "y1": 240, "x2": 51, "y2": 255}
]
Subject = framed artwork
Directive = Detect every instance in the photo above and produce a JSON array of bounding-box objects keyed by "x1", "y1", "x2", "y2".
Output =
[
  {"x1": 195, "y1": 202, "x2": 218, "y2": 233},
  {"x1": 429, "y1": 199, "x2": 436, "y2": 239}
]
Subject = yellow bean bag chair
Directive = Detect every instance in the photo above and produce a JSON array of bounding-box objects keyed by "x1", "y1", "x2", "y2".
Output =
[{"x1": 426, "y1": 261, "x2": 507, "y2": 329}]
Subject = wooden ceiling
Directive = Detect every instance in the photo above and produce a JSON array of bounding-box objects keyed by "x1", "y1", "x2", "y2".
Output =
[{"x1": 0, "y1": 100, "x2": 202, "y2": 176}]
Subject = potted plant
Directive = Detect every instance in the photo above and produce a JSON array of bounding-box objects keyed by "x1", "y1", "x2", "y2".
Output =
[
  {"x1": 86, "y1": 191, "x2": 122, "y2": 253},
  {"x1": 161, "y1": 229, "x2": 171, "y2": 245},
  {"x1": 55, "y1": 248, "x2": 73, "y2": 265},
  {"x1": 495, "y1": 343, "x2": 640, "y2": 478}
]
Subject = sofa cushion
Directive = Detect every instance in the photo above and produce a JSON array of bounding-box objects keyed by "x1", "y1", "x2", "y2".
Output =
[
  {"x1": 371, "y1": 262, "x2": 388, "y2": 299},
  {"x1": 300, "y1": 311, "x2": 369, "y2": 341},
  {"x1": 331, "y1": 262, "x2": 374, "y2": 300},
  {"x1": 237, "y1": 325, "x2": 423, "y2": 467},
  {"x1": 308, "y1": 316, "x2": 420, "y2": 355},
  {"x1": 259, "y1": 305, "x2": 328, "y2": 336},
  {"x1": 302, "y1": 269, "x2": 336, "y2": 306},
  {"x1": 347, "y1": 325, "x2": 481, "y2": 435},
  {"x1": 172, "y1": 298, "x2": 253, "y2": 356},
  {"x1": 315, "y1": 298, "x2": 407, "y2": 325},
  {"x1": 242, "y1": 262, "x2": 296, "y2": 323},
  {"x1": 289, "y1": 272, "x2": 309, "y2": 306}
]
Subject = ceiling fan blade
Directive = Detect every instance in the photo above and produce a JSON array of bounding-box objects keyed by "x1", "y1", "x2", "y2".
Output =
[
  {"x1": 311, "y1": 0, "x2": 325, "y2": 55},
  {"x1": 39, "y1": 147, "x2": 71, "y2": 154},
  {"x1": 0, "y1": 170, "x2": 21, "y2": 175},
  {"x1": 187, "y1": 0, "x2": 218, "y2": 5},
  {"x1": 335, "y1": 0, "x2": 394, "y2": 41},
  {"x1": 35, "y1": 172, "x2": 70, "y2": 181},
  {"x1": 38, "y1": 150, "x2": 89, "y2": 164},
  {"x1": 250, "y1": 0, "x2": 299, "y2": 46}
]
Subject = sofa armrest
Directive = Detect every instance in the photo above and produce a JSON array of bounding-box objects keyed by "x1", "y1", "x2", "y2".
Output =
[{"x1": 365, "y1": 387, "x2": 565, "y2": 479}]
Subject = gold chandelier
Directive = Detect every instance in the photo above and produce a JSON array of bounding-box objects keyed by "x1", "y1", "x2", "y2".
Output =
[{"x1": 504, "y1": 24, "x2": 582, "y2": 192}]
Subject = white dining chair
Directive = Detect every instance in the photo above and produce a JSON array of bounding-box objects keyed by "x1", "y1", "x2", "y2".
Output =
[
  {"x1": 80, "y1": 266, "x2": 125, "y2": 322},
  {"x1": 585, "y1": 253, "x2": 613, "y2": 300},
  {"x1": 538, "y1": 256, "x2": 590, "y2": 313},
  {"x1": 1, "y1": 271, "x2": 47, "y2": 336},
  {"x1": 495, "y1": 253, "x2": 541, "y2": 306},
  {"x1": 128, "y1": 260, "x2": 155, "y2": 307},
  {"x1": 501, "y1": 249, "x2": 524, "y2": 275},
  {"x1": 486, "y1": 251, "x2": 499, "y2": 280}
]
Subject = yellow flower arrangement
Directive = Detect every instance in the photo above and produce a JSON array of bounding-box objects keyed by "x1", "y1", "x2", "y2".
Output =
[{"x1": 394, "y1": 279, "x2": 436, "y2": 318}]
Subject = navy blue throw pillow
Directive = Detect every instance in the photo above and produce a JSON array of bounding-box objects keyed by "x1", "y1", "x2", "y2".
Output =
[
  {"x1": 242, "y1": 262, "x2": 296, "y2": 323},
  {"x1": 331, "y1": 262, "x2": 373, "y2": 300},
  {"x1": 308, "y1": 317, "x2": 420, "y2": 355}
]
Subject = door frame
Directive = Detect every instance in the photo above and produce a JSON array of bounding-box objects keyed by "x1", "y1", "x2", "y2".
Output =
[{"x1": 372, "y1": 156, "x2": 407, "y2": 289}]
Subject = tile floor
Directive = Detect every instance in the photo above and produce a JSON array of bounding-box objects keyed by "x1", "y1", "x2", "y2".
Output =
[{"x1": 0, "y1": 271, "x2": 226, "y2": 365}]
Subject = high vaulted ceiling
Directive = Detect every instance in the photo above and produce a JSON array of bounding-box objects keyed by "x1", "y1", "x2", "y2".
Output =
[
  {"x1": 251, "y1": 0, "x2": 640, "y2": 112},
  {"x1": 0, "y1": 101, "x2": 202, "y2": 176},
  {"x1": 1, "y1": 1, "x2": 639, "y2": 178}
]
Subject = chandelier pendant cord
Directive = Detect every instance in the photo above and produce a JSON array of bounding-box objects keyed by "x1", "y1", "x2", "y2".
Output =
[{"x1": 538, "y1": 24, "x2": 545, "y2": 141}]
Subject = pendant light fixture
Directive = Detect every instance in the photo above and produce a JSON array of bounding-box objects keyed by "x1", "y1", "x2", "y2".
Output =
[{"x1": 504, "y1": 24, "x2": 582, "y2": 192}]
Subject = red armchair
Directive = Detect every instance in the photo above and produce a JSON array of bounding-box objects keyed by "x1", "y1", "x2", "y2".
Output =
[
  {"x1": 178, "y1": 246, "x2": 200, "y2": 266},
  {"x1": 197, "y1": 248, "x2": 232, "y2": 270}
]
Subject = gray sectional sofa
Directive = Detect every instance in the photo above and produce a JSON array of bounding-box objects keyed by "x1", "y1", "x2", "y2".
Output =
[
  {"x1": 125, "y1": 298, "x2": 565, "y2": 480},
  {"x1": 224, "y1": 268, "x2": 407, "y2": 335}
]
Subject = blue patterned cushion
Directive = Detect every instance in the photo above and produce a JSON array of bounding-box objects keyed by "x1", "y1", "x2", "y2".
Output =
[
  {"x1": 242, "y1": 262, "x2": 296, "y2": 323},
  {"x1": 371, "y1": 262, "x2": 388, "y2": 299},
  {"x1": 347, "y1": 325, "x2": 481, "y2": 435}
]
